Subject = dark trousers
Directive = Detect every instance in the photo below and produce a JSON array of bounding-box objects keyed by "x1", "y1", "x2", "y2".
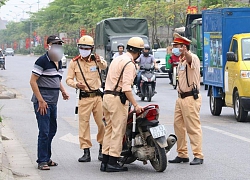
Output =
[
  {"x1": 137, "y1": 71, "x2": 142, "y2": 91},
  {"x1": 169, "y1": 66, "x2": 173, "y2": 83},
  {"x1": 34, "y1": 103, "x2": 57, "y2": 164}
]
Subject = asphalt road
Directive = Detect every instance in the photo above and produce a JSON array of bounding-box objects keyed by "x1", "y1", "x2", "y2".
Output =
[{"x1": 1, "y1": 55, "x2": 250, "y2": 180}]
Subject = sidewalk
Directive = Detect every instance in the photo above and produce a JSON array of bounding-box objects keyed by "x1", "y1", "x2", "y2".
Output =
[
  {"x1": 0, "y1": 79, "x2": 41, "y2": 179},
  {"x1": 0, "y1": 121, "x2": 42, "y2": 180}
]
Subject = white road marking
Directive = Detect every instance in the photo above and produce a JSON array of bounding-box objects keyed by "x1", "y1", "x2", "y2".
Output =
[
  {"x1": 203, "y1": 126, "x2": 250, "y2": 143},
  {"x1": 59, "y1": 133, "x2": 97, "y2": 144}
]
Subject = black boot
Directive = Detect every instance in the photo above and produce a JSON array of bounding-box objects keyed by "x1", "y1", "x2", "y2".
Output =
[
  {"x1": 100, "y1": 154, "x2": 109, "y2": 172},
  {"x1": 98, "y1": 144, "x2": 103, "y2": 161},
  {"x1": 106, "y1": 156, "x2": 128, "y2": 172},
  {"x1": 78, "y1": 148, "x2": 91, "y2": 162}
]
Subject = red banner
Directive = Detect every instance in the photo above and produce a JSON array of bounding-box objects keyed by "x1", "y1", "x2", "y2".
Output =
[
  {"x1": 187, "y1": 6, "x2": 198, "y2": 14},
  {"x1": 80, "y1": 28, "x2": 86, "y2": 37},
  {"x1": 25, "y1": 38, "x2": 30, "y2": 49},
  {"x1": 13, "y1": 41, "x2": 18, "y2": 50},
  {"x1": 44, "y1": 36, "x2": 48, "y2": 49}
]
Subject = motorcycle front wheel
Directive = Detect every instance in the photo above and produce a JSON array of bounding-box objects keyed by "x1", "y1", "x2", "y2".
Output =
[
  {"x1": 148, "y1": 136, "x2": 167, "y2": 172},
  {"x1": 147, "y1": 85, "x2": 153, "y2": 102}
]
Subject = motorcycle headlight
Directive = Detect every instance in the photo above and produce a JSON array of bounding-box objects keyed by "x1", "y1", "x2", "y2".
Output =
[
  {"x1": 241, "y1": 71, "x2": 250, "y2": 78},
  {"x1": 141, "y1": 75, "x2": 148, "y2": 81}
]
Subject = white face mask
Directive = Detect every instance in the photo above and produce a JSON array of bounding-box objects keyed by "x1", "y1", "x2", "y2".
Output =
[
  {"x1": 79, "y1": 49, "x2": 91, "y2": 58},
  {"x1": 49, "y1": 45, "x2": 64, "y2": 61}
]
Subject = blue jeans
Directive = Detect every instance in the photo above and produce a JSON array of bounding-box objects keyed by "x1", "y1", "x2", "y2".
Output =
[
  {"x1": 34, "y1": 103, "x2": 57, "y2": 164},
  {"x1": 137, "y1": 70, "x2": 142, "y2": 91}
]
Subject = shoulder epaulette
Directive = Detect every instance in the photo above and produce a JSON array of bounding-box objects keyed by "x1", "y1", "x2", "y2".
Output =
[{"x1": 72, "y1": 55, "x2": 81, "y2": 61}]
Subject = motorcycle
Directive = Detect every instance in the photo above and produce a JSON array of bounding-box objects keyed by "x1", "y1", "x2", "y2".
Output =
[
  {"x1": 172, "y1": 62, "x2": 179, "y2": 89},
  {"x1": 137, "y1": 64, "x2": 156, "y2": 102},
  {"x1": 118, "y1": 104, "x2": 177, "y2": 172},
  {"x1": 0, "y1": 57, "x2": 5, "y2": 70}
]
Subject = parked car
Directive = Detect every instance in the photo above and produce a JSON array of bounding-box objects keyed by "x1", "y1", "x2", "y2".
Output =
[
  {"x1": 5, "y1": 48, "x2": 14, "y2": 56},
  {"x1": 61, "y1": 54, "x2": 68, "y2": 68},
  {"x1": 153, "y1": 48, "x2": 169, "y2": 78}
]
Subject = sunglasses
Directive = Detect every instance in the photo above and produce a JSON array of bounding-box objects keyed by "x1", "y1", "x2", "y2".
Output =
[{"x1": 52, "y1": 42, "x2": 63, "y2": 45}]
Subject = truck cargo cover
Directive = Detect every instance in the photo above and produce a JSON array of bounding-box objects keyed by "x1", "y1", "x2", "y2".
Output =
[{"x1": 95, "y1": 18, "x2": 148, "y2": 46}]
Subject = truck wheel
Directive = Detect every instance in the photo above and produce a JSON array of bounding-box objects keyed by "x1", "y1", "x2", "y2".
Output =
[
  {"x1": 209, "y1": 90, "x2": 222, "y2": 116},
  {"x1": 233, "y1": 91, "x2": 248, "y2": 122}
]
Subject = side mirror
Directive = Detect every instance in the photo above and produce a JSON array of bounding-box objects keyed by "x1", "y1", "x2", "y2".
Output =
[
  {"x1": 106, "y1": 45, "x2": 111, "y2": 51},
  {"x1": 153, "y1": 43, "x2": 159, "y2": 50},
  {"x1": 227, "y1": 52, "x2": 237, "y2": 62},
  {"x1": 156, "y1": 60, "x2": 161, "y2": 63}
]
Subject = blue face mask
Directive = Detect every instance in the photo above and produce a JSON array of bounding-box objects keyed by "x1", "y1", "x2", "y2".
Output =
[{"x1": 172, "y1": 48, "x2": 181, "y2": 56}]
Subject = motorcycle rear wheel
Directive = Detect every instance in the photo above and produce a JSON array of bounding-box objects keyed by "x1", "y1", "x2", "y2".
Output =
[{"x1": 148, "y1": 136, "x2": 167, "y2": 172}]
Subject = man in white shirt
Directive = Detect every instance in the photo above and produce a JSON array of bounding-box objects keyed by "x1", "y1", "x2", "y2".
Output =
[{"x1": 112, "y1": 43, "x2": 125, "y2": 59}]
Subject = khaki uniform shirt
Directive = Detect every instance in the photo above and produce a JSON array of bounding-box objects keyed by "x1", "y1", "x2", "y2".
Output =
[
  {"x1": 177, "y1": 52, "x2": 200, "y2": 93},
  {"x1": 105, "y1": 53, "x2": 136, "y2": 92},
  {"x1": 66, "y1": 55, "x2": 107, "y2": 91}
]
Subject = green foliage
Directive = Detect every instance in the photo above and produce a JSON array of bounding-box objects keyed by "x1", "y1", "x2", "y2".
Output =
[
  {"x1": 32, "y1": 45, "x2": 46, "y2": 55},
  {"x1": 201, "y1": 0, "x2": 249, "y2": 8},
  {"x1": 16, "y1": 48, "x2": 30, "y2": 55},
  {"x1": 1, "y1": 0, "x2": 250, "y2": 53},
  {"x1": 0, "y1": 105, "x2": 4, "y2": 122},
  {"x1": 63, "y1": 44, "x2": 78, "y2": 57}
]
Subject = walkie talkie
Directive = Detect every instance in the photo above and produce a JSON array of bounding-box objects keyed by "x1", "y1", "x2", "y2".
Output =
[{"x1": 192, "y1": 84, "x2": 199, "y2": 100}]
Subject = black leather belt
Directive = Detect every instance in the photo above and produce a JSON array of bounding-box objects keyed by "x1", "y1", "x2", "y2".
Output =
[
  {"x1": 178, "y1": 90, "x2": 199, "y2": 99},
  {"x1": 104, "y1": 90, "x2": 121, "y2": 96},
  {"x1": 80, "y1": 90, "x2": 101, "y2": 98}
]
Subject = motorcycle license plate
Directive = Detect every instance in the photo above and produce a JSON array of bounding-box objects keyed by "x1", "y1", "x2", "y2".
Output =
[{"x1": 150, "y1": 125, "x2": 167, "y2": 139}]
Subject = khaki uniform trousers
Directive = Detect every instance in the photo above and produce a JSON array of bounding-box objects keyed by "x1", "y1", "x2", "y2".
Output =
[
  {"x1": 174, "y1": 94, "x2": 204, "y2": 159},
  {"x1": 78, "y1": 96, "x2": 104, "y2": 149},
  {"x1": 102, "y1": 94, "x2": 129, "y2": 157}
]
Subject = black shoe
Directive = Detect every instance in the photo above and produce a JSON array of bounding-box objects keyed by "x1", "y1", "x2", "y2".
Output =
[
  {"x1": 78, "y1": 148, "x2": 91, "y2": 162},
  {"x1": 168, "y1": 156, "x2": 189, "y2": 163},
  {"x1": 190, "y1": 157, "x2": 203, "y2": 165},
  {"x1": 98, "y1": 144, "x2": 103, "y2": 161},
  {"x1": 100, "y1": 162, "x2": 107, "y2": 172},
  {"x1": 106, "y1": 163, "x2": 128, "y2": 172}
]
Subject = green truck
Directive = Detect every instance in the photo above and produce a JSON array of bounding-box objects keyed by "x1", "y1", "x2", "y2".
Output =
[{"x1": 95, "y1": 17, "x2": 150, "y2": 80}]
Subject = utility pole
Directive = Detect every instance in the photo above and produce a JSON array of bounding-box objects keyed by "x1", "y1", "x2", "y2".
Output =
[
  {"x1": 29, "y1": 5, "x2": 32, "y2": 54},
  {"x1": 189, "y1": 0, "x2": 191, "y2": 6}
]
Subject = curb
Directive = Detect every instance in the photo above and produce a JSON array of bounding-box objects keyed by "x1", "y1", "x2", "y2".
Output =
[
  {"x1": 0, "y1": 86, "x2": 16, "y2": 99},
  {"x1": 0, "y1": 123, "x2": 15, "y2": 180},
  {"x1": 1, "y1": 121, "x2": 42, "y2": 180}
]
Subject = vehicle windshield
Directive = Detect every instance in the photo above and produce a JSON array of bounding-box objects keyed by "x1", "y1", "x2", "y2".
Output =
[
  {"x1": 199, "y1": 24, "x2": 202, "y2": 44},
  {"x1": 153, "y1": 51, "x2": 166, "y2": 59},
  {"x1": 242, "y1": 38, "x2": 250, "y2": 60},
  {"x1": 6, "y1": 48, "x2": 13, "y2": 51},
  {"x1": 111, "y1": 37, "x2": 149, "y2": 52}
]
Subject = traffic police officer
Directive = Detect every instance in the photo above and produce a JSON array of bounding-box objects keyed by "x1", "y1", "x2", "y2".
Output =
[
  {"x1": 168, "y1": 33, "x2": 204, "y2": 165},
  {"x1": 66, "y1": 35, "x2": 107, "y2": 162},
  {"x1": 100, "y1": 37, "x2": 144, "y2": 172}
]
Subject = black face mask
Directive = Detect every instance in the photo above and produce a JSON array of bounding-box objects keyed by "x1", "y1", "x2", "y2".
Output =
[
  {"x1": 143, "y1": 51, "x2": 149, "y2": 57},
  {"x1": 135, "y1": 52, "x2": 141, "y2": 60}
]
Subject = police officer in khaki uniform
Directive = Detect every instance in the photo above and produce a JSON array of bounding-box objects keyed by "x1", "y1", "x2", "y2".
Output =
[
  {"x1": 100, "y1": 37, "x2": 144, "y2": 172},
  {"x1": 66, "y1": 35, "x2": 107, "y2": 162},
  {"x1": 168, "y1": 33, "x2": 204, "y2": 165}
]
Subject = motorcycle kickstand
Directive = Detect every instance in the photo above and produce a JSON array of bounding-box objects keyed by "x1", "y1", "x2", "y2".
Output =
[{"x1": 120, "y1": 156, "x2": 129, "y2": 167}]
